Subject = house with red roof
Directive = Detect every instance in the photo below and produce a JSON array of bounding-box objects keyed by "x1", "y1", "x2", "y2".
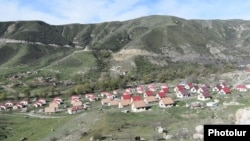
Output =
[
  {"x1": 219, "y1": 87, "x2": 231, "y2": 95},
  {"x1": 219, "y1": 82, "x2": 227, "y2": 88},
  {"x1": 33, "y1": 101, "x2": 42, "y2": 108},
  {"x1": 184, "y1": 82, "x2": 193, "y2": 90},
  {"x1": 155, "y1": 92, "x2": 167, "y2": 100},
  {"x1": 53, "y1": 97, "x2": 63, "y2": 104},
  {"x1": 197, "y1": 86, "x2": 209, "y2": 94},
  {"x1": 106, "y1": 93, "x2": 116, "y2": 99},
  {"x1": 136, "y1": 86, "x2": 144, "y2": 94},
  {"x1": 212, "y1": 84, "x2": 222, "y2": 92},
  {"x1": 121, "y1": 94, "x2": 131, "y2": 100},
  {"x1": 148, "y1": 83, "x2": 156, "y2": 92},
  {"x1": 131, "y1": 95, "x2": 142, "y2": 103},
  {"x1": 20, "y1": 99, "x2": 29, "y2": 106},
  {"x1": 160, "y1": 87, "x2": 169, "y2": 93},
  {"x1": 38, "y1": 98, "x2": 46, "y2": 105},
  {"x1": 5, "y1": 101, "x2": 14, "y2": 107},
  {"x1": 122, "y1": 92, "x2": 130, "y2": 95},
  {"x1": 174, "y1": 85, "x2": 183, "y2": 92},
  {"x1": 190, "y1": 85, "x2": 199, "y2": 93},
  {"x1": 0, "y1": 104, "x2": 6, "y2": 111},
  {"x1": 85, "y1": 94, "x2": 93, "y2": 99},
  {"x1": 236, "y1": 85, "x2": 247, "y2": 92},
  {"x1": 143, "y1": 90, "x2": 154, "y2": 97},
  {"x1": 12, "y1": 103, "x2": 23, "y2": 110},
  {"x1": 125, "y1": 88, "x2": 133, "y2": 94},
  {"x1": 197, "y1": 91, "x2": 212, "y2": 101},
  {"x1": 176, "y1": 89, "x2": 190, "y2": 98},
  {"x1": 160, "y1": 83, "x2": 168, "y2": 89}
]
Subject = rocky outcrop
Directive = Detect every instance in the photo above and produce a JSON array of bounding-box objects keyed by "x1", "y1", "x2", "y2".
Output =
[
  {"x1": 235, "y1": 107, "x2": 250, "y2": 124},
  {"x1": 192, "y1": 125, "x2": 204, "y2": 140}
]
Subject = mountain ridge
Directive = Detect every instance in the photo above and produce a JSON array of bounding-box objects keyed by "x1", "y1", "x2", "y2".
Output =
[{"x1": 1, "y1": 15, "x2": 250, "y2": 79}]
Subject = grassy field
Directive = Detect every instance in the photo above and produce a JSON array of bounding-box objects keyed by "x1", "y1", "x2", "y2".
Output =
[{"x1": 1, "y1": 114, "x2": 73, "y2": 141}]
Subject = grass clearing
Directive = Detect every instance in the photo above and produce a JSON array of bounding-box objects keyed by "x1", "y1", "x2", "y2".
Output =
[{"x1": 2, "y1": 114, "x2": 72, "y2": 141}]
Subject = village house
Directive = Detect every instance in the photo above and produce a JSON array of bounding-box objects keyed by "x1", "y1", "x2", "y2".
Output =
[
  {"x1": 131, "y1": 100, "x2": 149, "y2": 112},
  {"x1": 174, "y1": 85, "x2": 183, "y2": 92},
  {"x1": 12, "y1": 103, "x2": 23, "y2": 110},
  {"x1": 219, "y1": 82, "x2": 227, "y2": 88},
  {"x1": 106, "y1": 93, "x2": 116, "y2": 99},
  {"x1": 113, "y1": 90, "x2": 118, "y2": 95},
  {"x1": 131, "y1": 95, "x2": 142, "y2": 103},
  {"x1": 0, "y1": 104, "x2": 6, "y2": 111},
  {"x1": 160, "y1": 83, "x2": 168, "y2": 89},
  {"x1": 108, "y1": 100, "x2": 120, "y2": 107},
  {"x1": 53, "y1": 97, "x2": 63, "y2": 104},
  {"x1": 178, "y1": 81, "x2": 186, "y2": 87},
  {"x1": 100, "y1": 92, "x2": 108, "y2": 97},
  {"x1": 101, "y1": 98, "x2": 111, "y2": 105},
  {"x1": 44, "y1": 107, "x2": 56, "y2": 115},
  {"x1": 197, "y1": 86, "x2": 209, "y2": 94},
  {"x1": 176, "y1": 89, "x2": 190, "y2": 98},
  {"x1": 20, "y1": 99, "x2": 29, "y2": 106},
  {"x1": 67, "y1": 106, "x2": 84, "y2": 114},
  {"x1": 122, "y1": 92, "x2": 131, "y2": 96},
  {"x1": 245, "y1": 83, "x2": 250, "y2": 89},
  {"x1": 190, "y1": 85, "x2": 199, "y2": 93},
  {"x1": 160, "y1": 86, "x2": 169, "y2": 93},
  {"x1": 144, "y1": 96, "x2": 157, "y2": 104},
  {"x1": 219, "y1": 87, "x2": 231, "y2": 95},
  {"x1": 155, "y1": 92, "x2": 167, "y2": 100},
  {"x1": 125, "y1": 88, "x2": 133, "y2": 94},
  {"x1": 38, "y1": 98, "x2": 46, "y2": 105},
  {"x1": 235, "y1": 84, "x2": 247, "y2": 92},
  {"x1": 184, "y1": 82, "x2": 193, "y2": 90},
  {"x1": 33, "y1": 101, "x2": 42, "y2": 108},
  {"x1": 72, "y1": 101, "x2": 83, "y2": 107},
  {"x1": 136, "y1": 86, "x2": 144, "y2": 94},
  {"x1": 159, "y1": 97, "x2": 174, "y2": 108},
  {"x1": 5, "y1": 101, "x2": 14, "y2": 107},
  {"x1": 212, "y1": 84, "x2": 222, "y2": 92},
  {"x1": 148, "y1": 83, "x2": 156, "y2": 92},
  {"x1": 197, "y1": 91, "x2": 212, "y2": 101},
  {"x1": 121, "y1": 94, "x2": 131, "y2": 100},
  {"x1": 49, "y1": 101, "x2": 59, "y2": 109},
  {"x1": 143, "y1": 90, "x2": 154, "y2": 97},
  {"x1": 118, "y1": 99, "x2": 131, "y2": 108},
  {"x1": 85, "y1": 94, "x2": 97, "y2": 101}
]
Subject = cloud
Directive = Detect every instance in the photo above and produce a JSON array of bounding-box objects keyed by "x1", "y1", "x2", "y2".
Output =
[{"x1": 1, "y1": 0, "x2": 250, "y2": 25}]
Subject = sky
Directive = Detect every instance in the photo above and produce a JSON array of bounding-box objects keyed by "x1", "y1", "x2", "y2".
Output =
[{"x1": 0, "y1": 0, "x2": 250, "y2": 25}]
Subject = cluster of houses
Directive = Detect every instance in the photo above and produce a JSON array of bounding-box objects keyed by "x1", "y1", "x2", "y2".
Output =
[
  {"x1": 0, "y1": 99, "x2": 29, "y2": 111},
  {"x1": 99, "y1": 83, "x2": 175, "y2": 112},
  {"x1": 1, "y1": 80, "x2": 249, "y2": 115}
]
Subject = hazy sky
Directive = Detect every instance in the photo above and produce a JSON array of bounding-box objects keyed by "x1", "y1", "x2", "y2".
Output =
[{"x1": 0, "y1": 0, "x2": 250, "y2": 25}]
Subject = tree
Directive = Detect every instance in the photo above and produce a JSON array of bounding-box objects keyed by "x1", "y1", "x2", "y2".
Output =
[
  {"x1": 22, "y1": 88, "x2": 31, "y2": 99},
  {"x1": 0, "y1": 92, "x2": 6, "y2": 100},
  {"x1": 50, "y1": 86, "x2": 55, "y2": 96}
]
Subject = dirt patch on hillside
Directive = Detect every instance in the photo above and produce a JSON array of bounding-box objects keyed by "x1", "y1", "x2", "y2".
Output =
[{"x1": 112, "y1": 49, "x2": 151, "y2": 61}]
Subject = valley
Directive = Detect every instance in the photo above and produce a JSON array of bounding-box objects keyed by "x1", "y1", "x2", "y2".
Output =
[{"x1": 1, "y1": 15, "x2": 250, "y2": 141}]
